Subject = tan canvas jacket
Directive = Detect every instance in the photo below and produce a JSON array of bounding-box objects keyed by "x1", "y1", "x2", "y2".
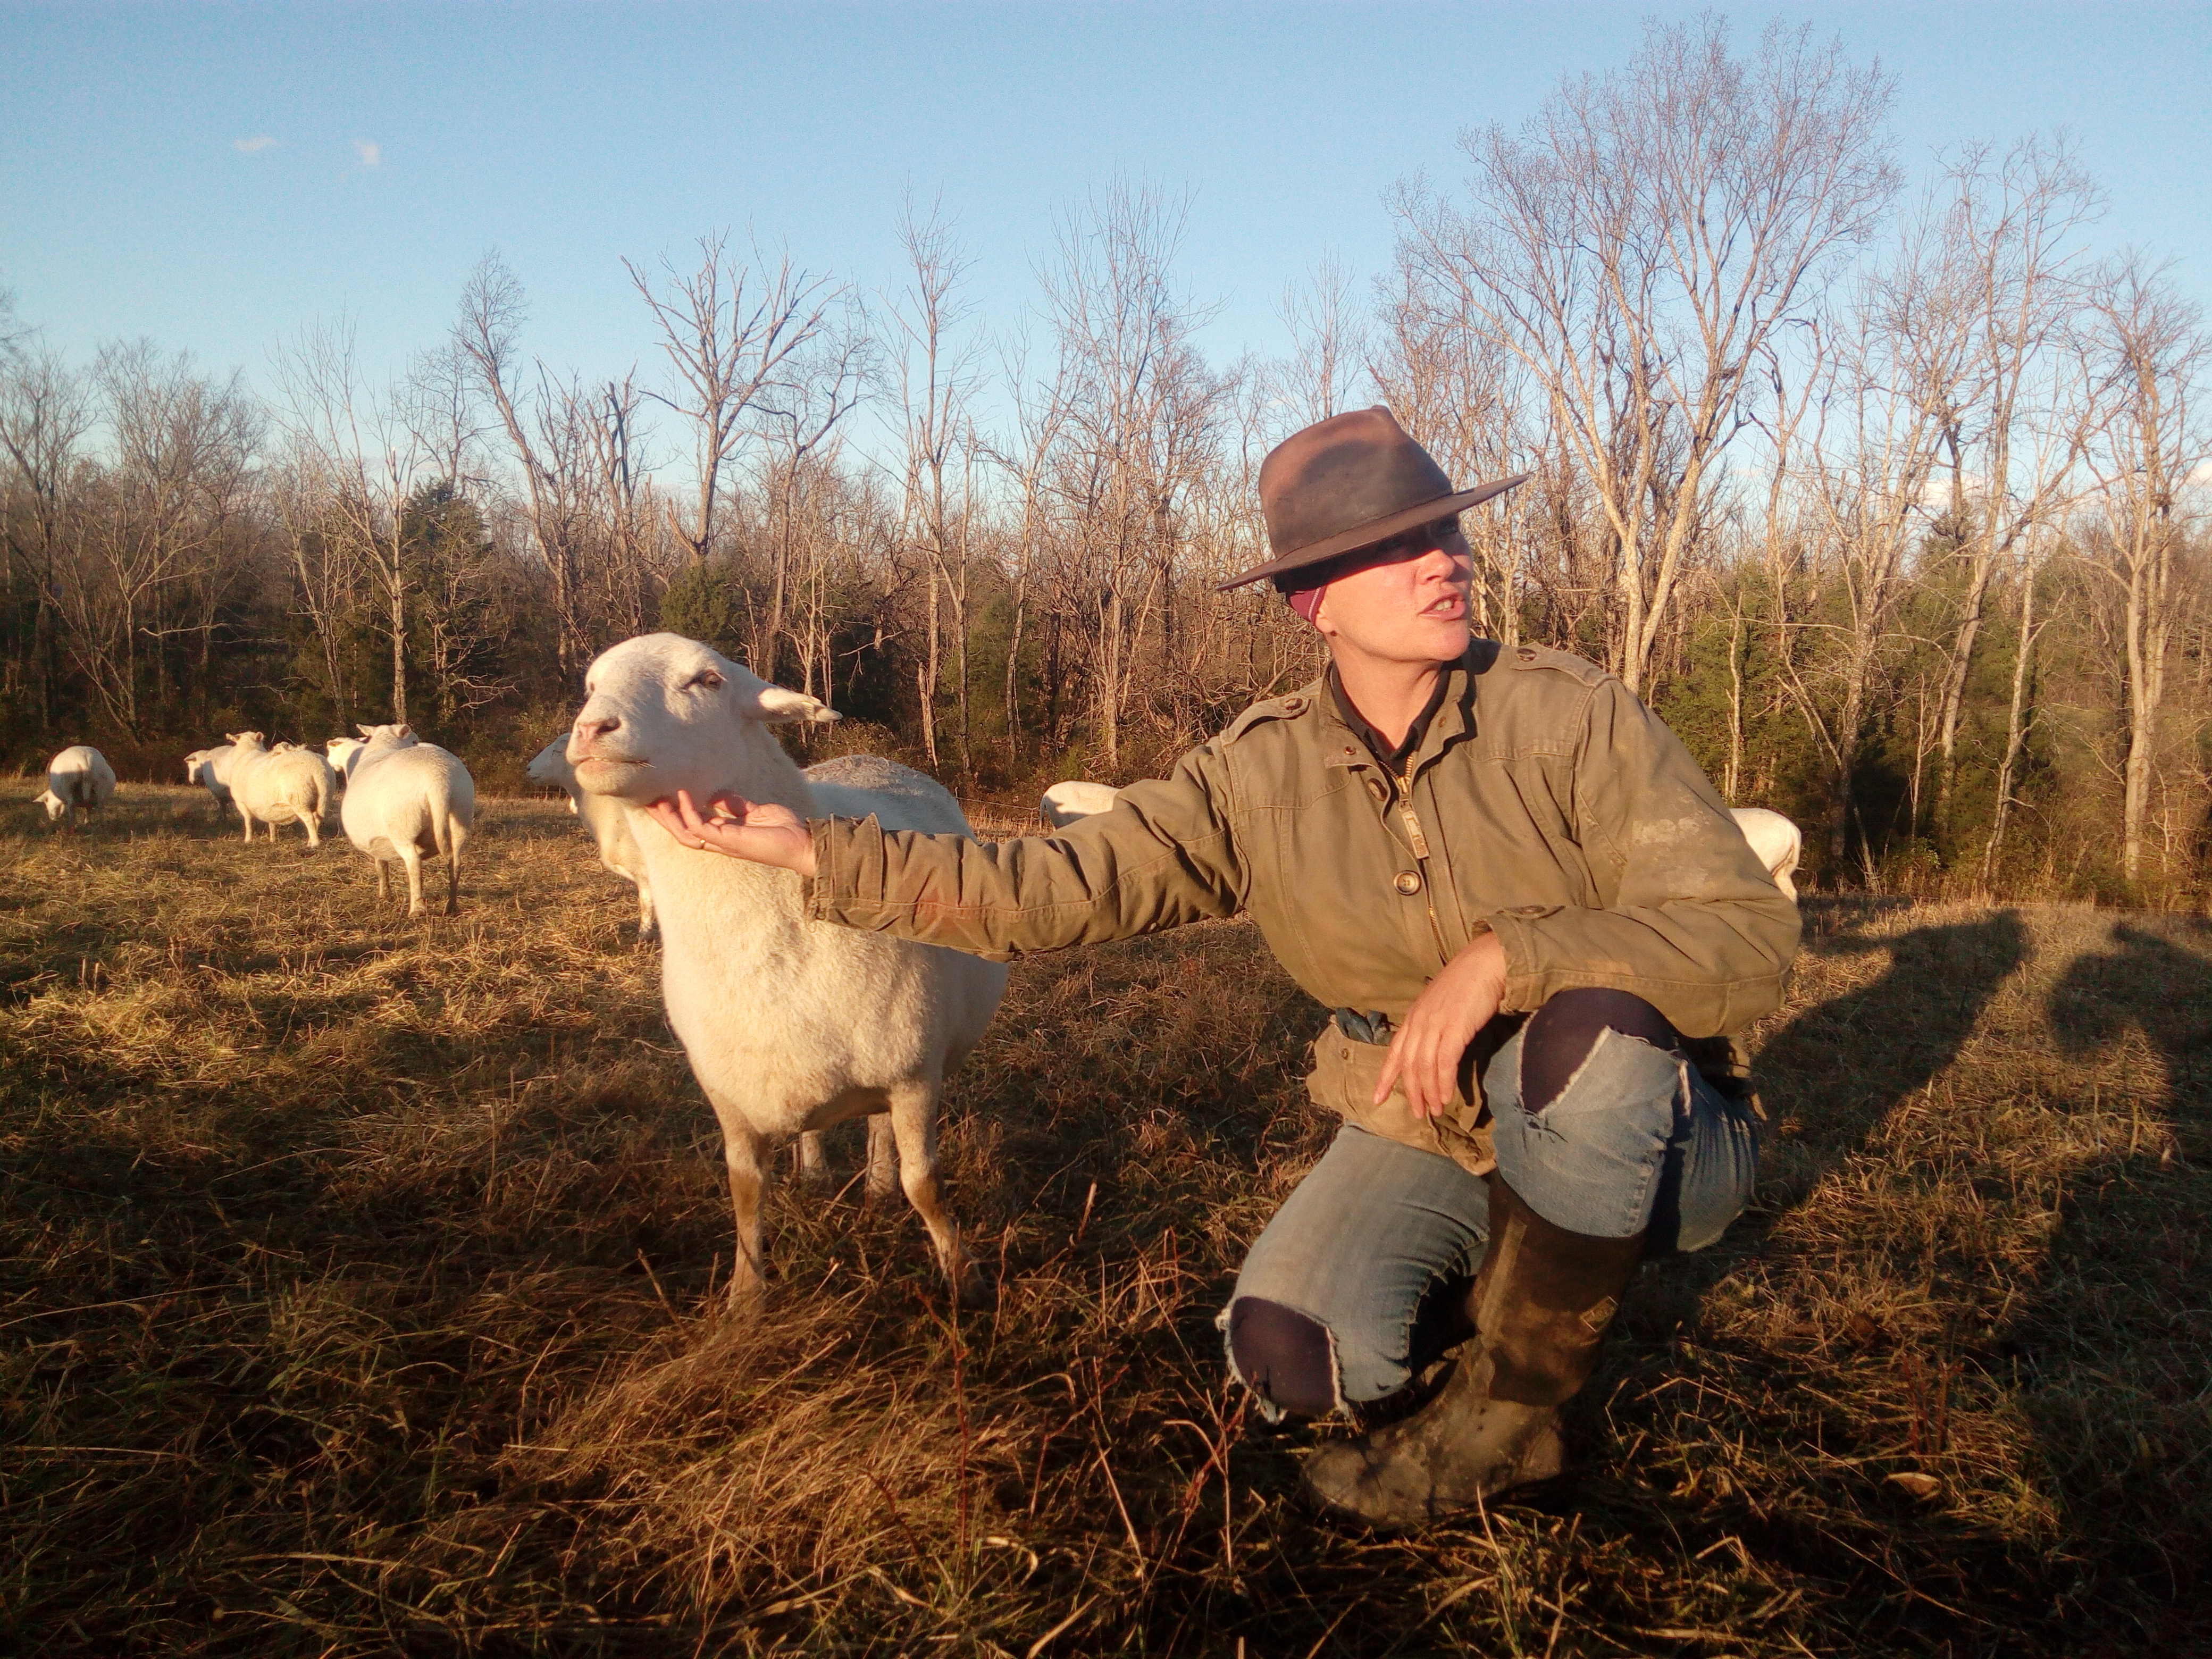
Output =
[{"x1": 802, "y1": 640, "x2": 1800, "y2": 1174}]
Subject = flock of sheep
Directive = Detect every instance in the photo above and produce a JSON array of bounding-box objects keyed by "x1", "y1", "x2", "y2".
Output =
[{"x1": 19, "y1": 631, "x2": 1803, "y2": 1314}]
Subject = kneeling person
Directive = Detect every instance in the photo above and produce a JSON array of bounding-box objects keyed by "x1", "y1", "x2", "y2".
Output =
[{"x1": 646, "y1": 408, "x2": 1799, "y2": 1527}]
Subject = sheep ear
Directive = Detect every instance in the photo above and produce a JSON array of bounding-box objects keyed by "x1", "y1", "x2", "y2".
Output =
[
  {"x1": 394, "y1": 724, "x2": 413, "y2": 740},
  {"x1": 755, "y1": 687, "x2": 840, "y2": 726},
  {"x1": 357, "y1": 724, "x2": 377, "y2": 738}
]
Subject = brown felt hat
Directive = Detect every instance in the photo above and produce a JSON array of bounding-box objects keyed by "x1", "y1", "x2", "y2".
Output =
[{"x1": 1217, "y1": 406, "x2": 1528, "y2": 592}]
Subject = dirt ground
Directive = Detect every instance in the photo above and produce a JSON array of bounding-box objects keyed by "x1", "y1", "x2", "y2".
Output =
[{"x1": 1, "y1": 784, "x2": 2205, "y2": 1655}]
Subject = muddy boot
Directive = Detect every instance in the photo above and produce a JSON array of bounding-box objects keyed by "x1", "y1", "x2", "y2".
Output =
[{"x1": 1301, "y1": 1175, "x2": 1644, "y2": 1528}]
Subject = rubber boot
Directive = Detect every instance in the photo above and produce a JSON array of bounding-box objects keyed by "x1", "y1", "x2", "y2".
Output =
[{"x1": 1301, "y1": 1175, "x2": 1644, "y2": 1528}]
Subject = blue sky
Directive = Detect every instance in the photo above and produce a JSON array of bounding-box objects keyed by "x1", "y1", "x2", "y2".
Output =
[{"x1": 5, "y1": 1, "x2": 2209, "y2": 426}]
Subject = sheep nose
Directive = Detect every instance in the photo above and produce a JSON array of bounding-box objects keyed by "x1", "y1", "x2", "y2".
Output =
[{"x1": 575, "y1": 714, "x2": 621, "y2": 743}]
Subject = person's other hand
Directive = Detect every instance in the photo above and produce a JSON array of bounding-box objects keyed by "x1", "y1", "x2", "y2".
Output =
[
  {"x1": 1375, "y1": 931, "x2": 1509, "y2": 1120},
  {"x1": 644, "y1": 789, "x2": 816, "y2": 876}
]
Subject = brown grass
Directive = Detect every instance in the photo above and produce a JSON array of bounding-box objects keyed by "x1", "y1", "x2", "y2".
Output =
[{"x1": 2, "y1": 785, "x2": 2206, "y2": 1655}]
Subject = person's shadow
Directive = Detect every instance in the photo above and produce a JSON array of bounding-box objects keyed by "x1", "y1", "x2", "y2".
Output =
[
  {"x1": 1564, "y1": 902, "x2": 2037, "y2": 1628},
  {"x1": 2022, "y1": 921, "x2": 2212, "y2": 1635}
]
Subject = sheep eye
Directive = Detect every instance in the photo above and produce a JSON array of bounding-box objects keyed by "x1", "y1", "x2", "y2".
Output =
[{"x1": 688, "y1": 670, "x2": 724, "y2": 691}]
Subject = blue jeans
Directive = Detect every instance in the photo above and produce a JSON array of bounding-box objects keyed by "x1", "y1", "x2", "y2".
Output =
[{"x1": 1222, "y1": 1017, "x2": 1759, "y2": 1416}]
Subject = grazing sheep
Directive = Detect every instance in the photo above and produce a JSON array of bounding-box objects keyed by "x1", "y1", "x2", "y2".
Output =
[
  {"x1": 1729, "y1": 807, "x2": 1803, "y2": 901},
  {"x1": 339, "y1": 724, "x2": 474, "y2": 917},
  {"x1": 1040, "y1": 779, "x2": 1121, "y2": 829},
  {"x1": 567, "y1": 632, "x2": 1008, "y2": 1311},
  {"x1": 1036, "y1": 780, "x2": 1807, "y2": 902},
  {"x1": 35, "y1": 745, "x2": 116, "y2": 827},
  {"x1": 528, "y1": 736, "x2": 659, "y2": 943},
  {"x1": 182, "y1": 745, "x2": 238, "y2": 818},
  {"x1": 225, "y1": 732, "x2": 336, "y2": 848}
]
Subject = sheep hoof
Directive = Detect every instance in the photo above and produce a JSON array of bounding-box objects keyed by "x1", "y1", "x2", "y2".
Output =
[
  {"x1": 955, "y1": 1266, "x2": 995, "y2": 1312},
  {"x1": 725, "y1": 1280, "x2": 767, "y2": 1320}
]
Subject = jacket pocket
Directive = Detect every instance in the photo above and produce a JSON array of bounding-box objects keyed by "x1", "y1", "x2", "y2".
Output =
[{"x1": 1303, "y1": 1032, "x2": 1497, "y2": 1177}]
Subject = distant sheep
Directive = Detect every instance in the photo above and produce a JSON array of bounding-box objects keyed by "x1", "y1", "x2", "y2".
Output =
[
  {"x1": 529, "y1": 736, "x2": 659, "y2": 943},
  {"x1": 567, "y1": 632, "x2": 1007, "y2": 1311},
  {"x1": 1034, "y1": 778, "x2": 1804, "y2": 901},
  {"x1": 1041, "y1": 779, "x2": 1120, "y2": 829},
  {"x1": 182, "y1": 745, "x2": 238, "y2": 818},
  {"x1": 1729, "y1": 807, "x2": 1802, "y2": 901},
  {"x1": 339, "y1": 724, "x2": 475, "y2": 917},
  {"x1": 36, "y1": 745, "x2": 116, "y2": 827},
  {"x1": 225, "y1": 732, "x2": 336, "y2": 848}
]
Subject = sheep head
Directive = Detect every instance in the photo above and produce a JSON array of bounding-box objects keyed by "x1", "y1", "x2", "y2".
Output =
[
  {"x1": 568, "y1": 633, "x2": 837, "y2": 807},
  {"x1": 526, "y1": 737, "x2": 573, "y2": 790},
  {"x1": 35, "y1": 789, "x2": 65, "y2": 820},
  {"x1": 324, "y1": 736, "x2": 367, "y2": 777}
]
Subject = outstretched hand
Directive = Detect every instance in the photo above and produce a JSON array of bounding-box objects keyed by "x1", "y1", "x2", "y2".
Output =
[
  {"x1": 1375, "y1": 930, "x2": 1509, "y2": 1120},
  {"x1": 644, "y1": 789, "x2": 817, "y2": 877}
]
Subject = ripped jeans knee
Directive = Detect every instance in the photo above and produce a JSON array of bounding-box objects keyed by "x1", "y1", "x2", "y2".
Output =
[
  {"x1": 1486, "y1": 991, "x2": 1759, "y2": 1252},
  {"x1": 1219, "y1": 1126, "x2": 1489, "y2": 1421}
]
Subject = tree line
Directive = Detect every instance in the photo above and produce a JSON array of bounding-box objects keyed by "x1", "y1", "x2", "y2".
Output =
[{"x1": 3, "y1": 18, "x2": 2206, "y2": 901}]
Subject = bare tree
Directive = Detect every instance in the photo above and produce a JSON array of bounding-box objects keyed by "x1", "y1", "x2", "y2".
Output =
[
  {"x1": 1270, "y1": 252, "x2": 1369, "y2": 432},
  {"x1": 0, "y1": 345, "x2": 90, "y2": 725},
  {"x1": 1928, "y1": 135, "x2": 2105, "y2": 839},
  {"x1": 629, "y1": 231, "x2": 841, "y2": 574},
  {"x1": 889, "y1": 197, "x2": 985, "y2": 774},
  {"x1": 453, "y1": 254, "x2": 591, "y2": 678},
  {"x1": 269, "y1": 319, "x2": 432, "y2": 723},
  {"x1": 1393, "y1": 16, "x2": 1898, "y2": 693},
  {"x1": 61, "y1": 343, "x2": 258, "y2": 735},
  {"x1": 2079, "y1": 257, "x2": 2209, "y2": 882}
]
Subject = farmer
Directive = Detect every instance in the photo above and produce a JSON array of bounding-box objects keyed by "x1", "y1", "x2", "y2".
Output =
[{"x1": 647, "y1": 407, "x2": 1800, "y2": 1528}]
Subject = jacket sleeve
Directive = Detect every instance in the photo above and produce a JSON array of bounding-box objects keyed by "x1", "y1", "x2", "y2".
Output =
[
  {"x1": 1486, "y1": 677, "x2": 1801, "y2": 1037},
  {"x1": 800, "y1": 743, "x2": 1247, "y2": 960}
]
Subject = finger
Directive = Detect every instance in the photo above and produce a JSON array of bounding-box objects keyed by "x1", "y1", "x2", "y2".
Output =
[{"x1": 1373, "y1": 1045, "x2": 1401, "y2": 1108}]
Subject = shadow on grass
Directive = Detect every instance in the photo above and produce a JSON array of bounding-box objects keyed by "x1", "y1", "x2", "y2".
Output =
[
  {"x1": 2017, "y1": 922, "x2": 2212, "y2": 1645},
  {"x1": 1556, "y1": 904, "x2": 2046, "y2": 1648}
]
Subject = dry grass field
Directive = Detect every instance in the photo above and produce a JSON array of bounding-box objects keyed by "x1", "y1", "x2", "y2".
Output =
[{"x1": 1, "y1": 784, "x2": 2206, "y2": 1656}]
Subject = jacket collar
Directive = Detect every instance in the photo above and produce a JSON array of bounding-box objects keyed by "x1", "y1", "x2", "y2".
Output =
[{"x1": 1316, "y1": 639, "x2": 1498, "y2": 774}]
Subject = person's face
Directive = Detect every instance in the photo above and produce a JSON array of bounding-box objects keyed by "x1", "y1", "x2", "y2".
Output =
[{"x1": 1313, "y1": 517, "x2": 1473, "y2": 668}]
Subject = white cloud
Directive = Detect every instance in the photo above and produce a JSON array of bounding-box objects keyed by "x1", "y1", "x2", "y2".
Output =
[
  {"x1": 232, "y1": 135, "x2": 278, "y2": 154},
  {"x1": 353, "y1": 140, "x2": 381, "y2": 168}
]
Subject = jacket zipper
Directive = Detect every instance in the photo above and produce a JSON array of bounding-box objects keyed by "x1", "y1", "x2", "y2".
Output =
[{"x1": 1396, "y1": 772, "x2": 1452, "y2": 966}]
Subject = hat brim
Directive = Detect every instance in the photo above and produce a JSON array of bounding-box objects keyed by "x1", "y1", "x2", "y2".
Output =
[{"x1": 1215, "y1": 473, "x2": 1531, "y2": 592}]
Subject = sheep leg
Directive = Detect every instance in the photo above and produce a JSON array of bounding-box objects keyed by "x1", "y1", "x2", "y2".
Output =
[
  {"x1": 793, "y1": 1131, "x2": 829, "y2": 1187},
  {"x1": 636, "y1": 884, "x2": 659, "y2": 945},
  {"x1": 864, "y1": 1112, "x2": 899, "y2": 1203},
  {"x1": 302, "y1": 809, "x2": 320, "y2": 850},
  {"x1": 240, "y1": 810, "x2": 255, "y2": 844},
  {"x1": 885, "y1": 1079, "x2": 987, "y2": 1309},
  {"x1": 708, "y1": 1104, "x2": 770, "y2": 1315},
  {"x1": 399, "y1": 847, "x2": 427, "y2": 919},
  {"x1": 445, "y1": 838, "x2": 461, "y2": 915},
  {"x1": 375, "y1": 858, "x2": 391, "y2": 902}
]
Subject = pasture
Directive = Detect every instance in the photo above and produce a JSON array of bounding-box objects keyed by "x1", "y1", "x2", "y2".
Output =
[{"x1": 1, "y1": 784, "x2": 2205, "y2": 1655}]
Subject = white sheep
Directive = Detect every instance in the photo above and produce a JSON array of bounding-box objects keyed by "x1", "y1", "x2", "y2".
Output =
[
  {"x1": 35, "y1": 745, "x2": 116, "y2": 827},
  {"x1": 567, "y1": 632, "x2": 1008, "y2": 1311},
  {"x1": 339, "y1": 723, "x2": 475, "y2": 917},
  {"x1": 323, "y1": 736, "x2": 367, "y2": 783},
  {"x1": 224, "y1": 732, "x2": 336, "y2": 847},
  {"x1": 182, "y1": 745, "x2": 238, "y2": 818},
  {"x1": 1040, "y1": 779, "x2": 1121, "y2": 829},
  {"x1": 1035, "y1": 778, "x2": 1806, "y2": 902},
  {"x1": 528, "y1": 736, "x2": 659, "y2": 943},
  {"x1": 1728, "y1": 807, "x2": 1803, "y2": 901}
]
